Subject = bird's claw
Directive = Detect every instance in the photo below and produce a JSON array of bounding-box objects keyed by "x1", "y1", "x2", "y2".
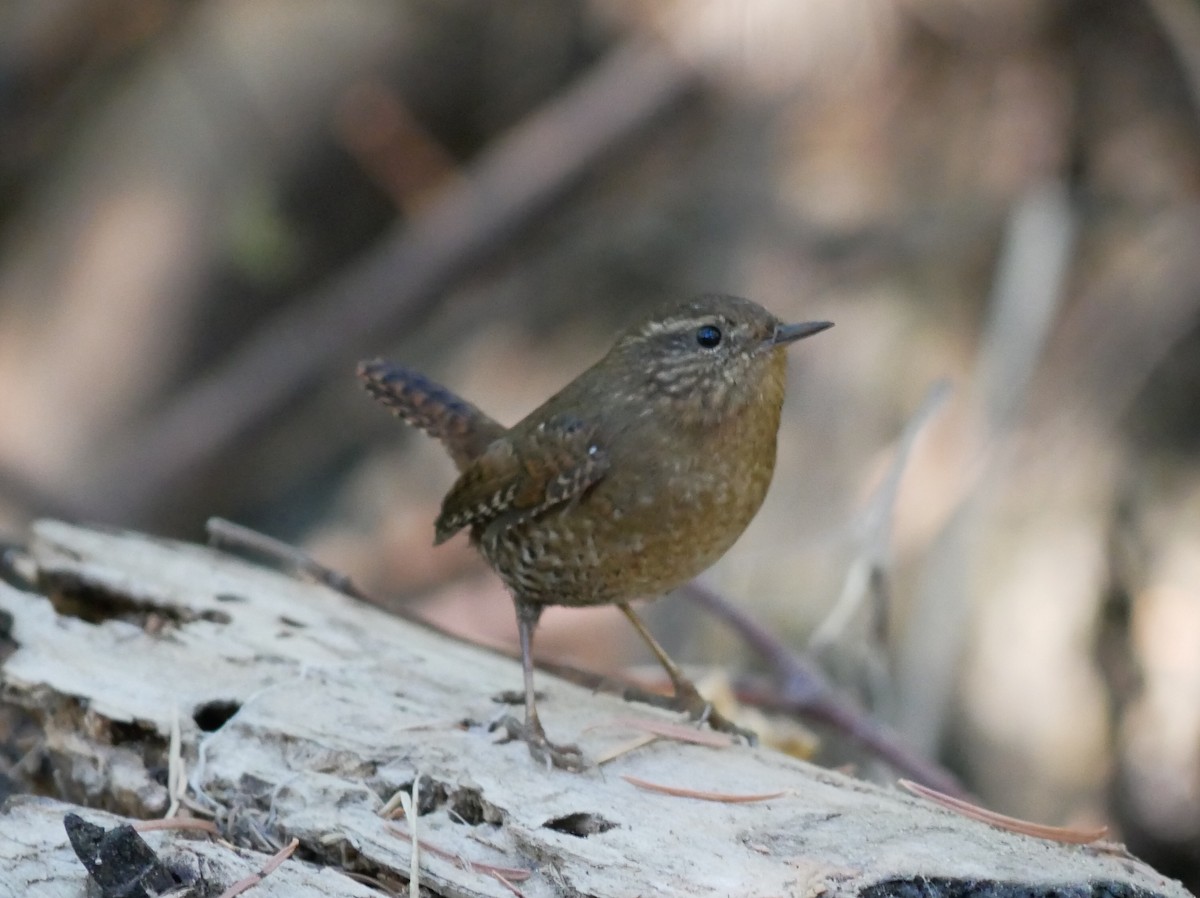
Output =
[
  {"x1": 491, "y1": 715, "x2": 587, "y2": 772},
  {"x1": 698, "y1": 705, "x2": 758, "y2": 746},
  {"x1": 674, "y1": 682, "x2": 758, "y2": 746}
]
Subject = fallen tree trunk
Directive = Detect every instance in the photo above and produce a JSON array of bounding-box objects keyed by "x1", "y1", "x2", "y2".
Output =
[{"x1": 0, "y1": 521, "x2": 1189, "y2": 898}]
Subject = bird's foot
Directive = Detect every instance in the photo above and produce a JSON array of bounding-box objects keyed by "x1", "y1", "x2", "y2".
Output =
[
  {"x1": 491, "y1": 715, "x2": 586, "y2": 772},
  {"x1": 673, "y1": 681, "x2": 759, "y2": 746}
]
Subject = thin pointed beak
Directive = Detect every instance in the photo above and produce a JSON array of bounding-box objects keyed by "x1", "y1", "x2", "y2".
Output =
[{"x1": 772, "y1": 320, "x2": 834, "y2": 346}]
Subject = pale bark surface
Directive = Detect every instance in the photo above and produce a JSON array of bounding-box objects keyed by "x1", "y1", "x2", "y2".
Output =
[{"x1": 0, "y1": 521, "x2": 1190, "y2": 898}]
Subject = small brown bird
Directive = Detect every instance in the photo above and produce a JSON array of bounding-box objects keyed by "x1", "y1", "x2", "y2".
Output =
[{"x1": 358, "y1": 294, "x2": 831, "y2": 769}]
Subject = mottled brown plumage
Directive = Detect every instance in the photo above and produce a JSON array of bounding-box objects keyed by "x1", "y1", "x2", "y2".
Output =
[{"x1": 358, "y1": 294, "x2": 831, "y2": 769}]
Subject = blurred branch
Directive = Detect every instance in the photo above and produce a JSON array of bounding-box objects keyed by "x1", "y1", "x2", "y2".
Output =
[
  {"x1": 977, "y1": 181, "x2": 1078, "y2": 434},
  {"x1": 86, "y1": 40, "x2": 698, "y2": 523},
  {"x1": 682, "y1": 581, "x2": 964, "y2": 797},
  {"x1": 333, "y1": 79, "x2": 460, "y2": 213},
  {"x1": 206, "y1": 516, "x2": 368, "y2": 600},
  {"x1": 895, "y1": 180, "x2": 1078, "y2": 754},
  {"x1": 734, "y1": 674, "x2": 964, "y2": 798},
  {"x1": 809, "y1": 378, "x2": 953, "y2": 654}
]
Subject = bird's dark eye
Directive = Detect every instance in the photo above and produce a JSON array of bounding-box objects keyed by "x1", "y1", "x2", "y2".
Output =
[{"x1": 696, "y1": 324, "x2": 722, "y2": 348}]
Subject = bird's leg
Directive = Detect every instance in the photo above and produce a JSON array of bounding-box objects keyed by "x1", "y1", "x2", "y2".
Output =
[
  {"x1": 492, "y1": 601, "x2": 585, "y2": 771},
  {"x1": 617, "y1": 601, "x2": 758, "y2": 745}
]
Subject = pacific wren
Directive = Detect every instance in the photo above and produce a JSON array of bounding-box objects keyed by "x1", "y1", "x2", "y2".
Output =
[{"x1": 358, "y1": 294, "x2": 831, "y2": 769}]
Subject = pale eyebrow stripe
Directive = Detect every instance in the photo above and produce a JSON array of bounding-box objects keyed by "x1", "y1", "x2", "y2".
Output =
[{"x1": 638, "y1": 316, "x2": 713, "y2": 337}]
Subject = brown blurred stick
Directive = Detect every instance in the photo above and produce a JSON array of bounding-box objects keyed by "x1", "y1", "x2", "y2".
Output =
[
  {"x1": 87, "y1": 40, "x2": 697, "y2": 523},
  {"x1": 682, "y1": 581, "x2": 964, "y2": 798},
  {"x1": 206, "y1": 516, "x2": 369, "y2": 600}
]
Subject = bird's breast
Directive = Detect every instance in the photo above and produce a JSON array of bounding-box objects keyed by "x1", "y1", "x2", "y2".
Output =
[{"x1": 484, "y1": 385, "x2": 785, "y2": 607}]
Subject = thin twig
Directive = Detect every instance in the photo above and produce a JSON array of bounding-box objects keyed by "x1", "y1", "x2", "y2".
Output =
[
  {"x1": 680, "y1": 581, "x2": 819, "y2": 694},
  {"x1": 492, "y1": 869, "x2": 528, "y2": 897},
  {"x1": 397, "y1": 774, "x2": 420, "y2": 898},
  {"x1": 378, "y1": 784, "x2": 410, "y2": 820},
  {"x1": 621, "y1": 774, "x2": 785, "y2": 804},
  {"x1": 593, "y1": 734, "x2": 659, "y2": 765},
  {"x1": 215, "y1": 837, "x2": 299, "y2": 898},
  {"x1": 588, "y1": 715, "x2": 736, "y2": 764},
  {"x1": 133, "y1": 818, "x2": 220, "y2": 834},
  {"x1": 592, "y1": 716, "x2": 735, "y2": 748},
  {"x1": 166, "y1": 706, "x2": 184, "y2": 818},
  {"x1": 898, "y1": 779, "x2": 1108, "y2": 845}
]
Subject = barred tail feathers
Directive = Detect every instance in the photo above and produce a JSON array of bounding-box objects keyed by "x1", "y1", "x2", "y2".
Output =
[{"x1": 356, "y1": 360, "x2": 505, "y2": 469}]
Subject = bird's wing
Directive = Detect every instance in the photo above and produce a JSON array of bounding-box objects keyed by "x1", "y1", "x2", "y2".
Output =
[{"x1": 434, "y1": 415, "x2": 610, "y2": 544}]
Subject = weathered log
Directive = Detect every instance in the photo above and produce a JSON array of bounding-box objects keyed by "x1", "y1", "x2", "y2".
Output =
[{"x1": 0, "y1": 521, "x2": 1190, "y2": 898}]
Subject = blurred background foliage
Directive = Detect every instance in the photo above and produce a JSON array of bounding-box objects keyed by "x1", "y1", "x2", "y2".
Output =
[{"x1": 1, "y1": 0, "x2": 1199, "y2": 888}]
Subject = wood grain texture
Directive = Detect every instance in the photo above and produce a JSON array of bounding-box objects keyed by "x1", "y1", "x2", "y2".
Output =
[{"x1": 0, "y1": 520, "x2": 1189, "y2": 898}]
